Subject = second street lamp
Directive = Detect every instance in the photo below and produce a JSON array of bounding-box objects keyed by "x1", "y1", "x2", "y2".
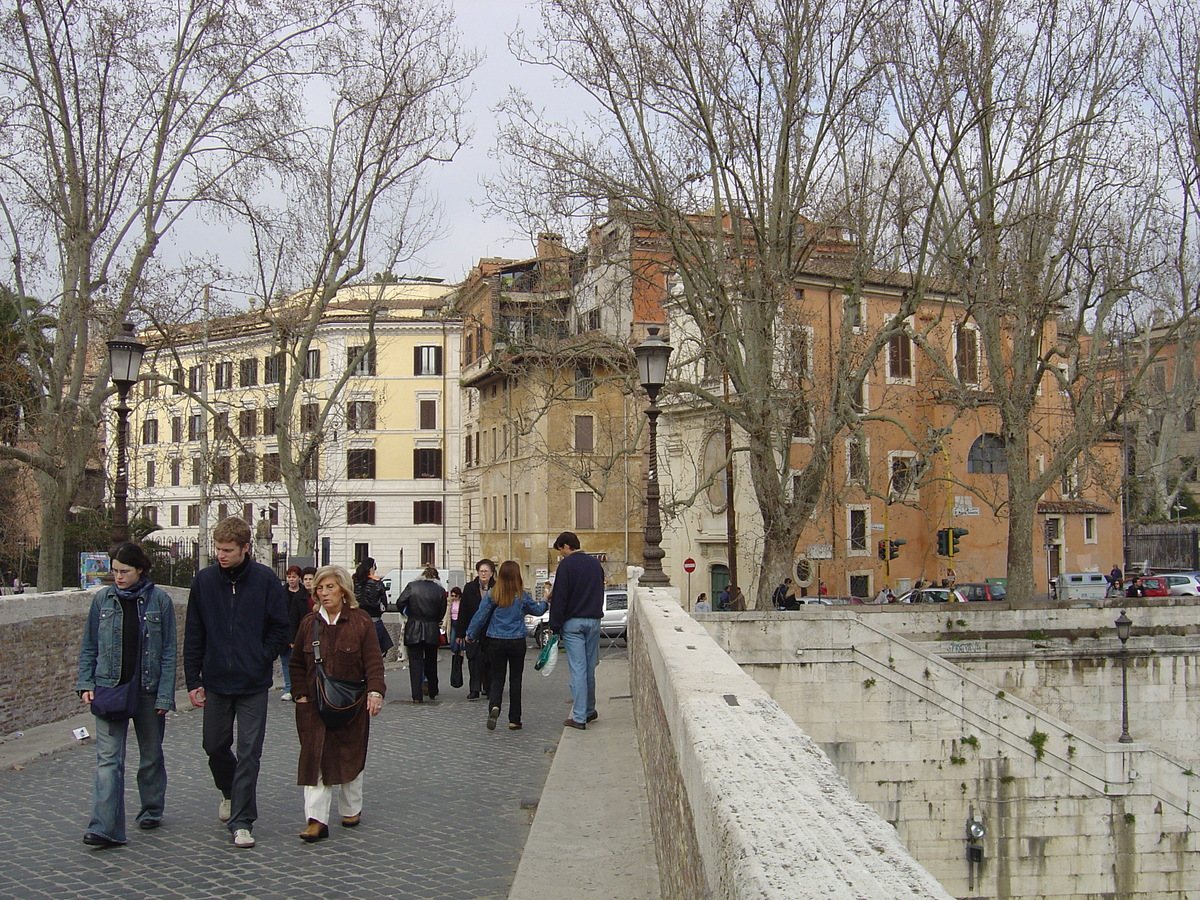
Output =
[
  {"x1": 107, "y1": 322, "x2": 146, "y2": 544},
  {"x1": 1115, "y1": 610, "x2": 1133, "y2": 744},
  {"x1": 634, "y1": 327, "x2": 673, "y2": 587}
]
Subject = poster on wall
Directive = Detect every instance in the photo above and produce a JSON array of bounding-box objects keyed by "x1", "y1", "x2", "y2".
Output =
[{"x1": 80, "y1": 553, "x2": 110, "y2": 589}]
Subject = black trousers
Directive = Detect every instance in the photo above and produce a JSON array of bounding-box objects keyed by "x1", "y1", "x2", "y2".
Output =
[
  {"x1": 466, "y1": 642, "x2": 490, "y2": 694},
  {"x1": 486, "y1": 638, "x2": 528, "y2": 725},
  {"x1": 406, "y1": 642, "x2": 439, "y2": 701}
]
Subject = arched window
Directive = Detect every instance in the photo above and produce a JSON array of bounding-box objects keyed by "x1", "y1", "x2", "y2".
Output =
[{"x1": 967, "y1": 433, "x2": 1007, "y2": 474}]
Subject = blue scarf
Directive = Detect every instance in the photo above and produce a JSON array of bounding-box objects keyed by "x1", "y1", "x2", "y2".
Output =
[{"x1": 114, "y1": 576, "x2": 154, "y2": 603}]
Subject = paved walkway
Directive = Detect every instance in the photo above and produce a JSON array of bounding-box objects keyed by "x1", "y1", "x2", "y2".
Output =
[{"x1": 0, "y1": 643, "x2": 658, "y2": 900}]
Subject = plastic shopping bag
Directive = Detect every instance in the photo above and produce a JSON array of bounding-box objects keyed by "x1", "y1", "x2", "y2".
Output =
[{"x1": 534, "y1": 633, "x2": 559, "y2": 676}]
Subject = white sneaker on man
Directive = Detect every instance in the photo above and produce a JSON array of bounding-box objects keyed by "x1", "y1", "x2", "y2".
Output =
[
  {"x1": 218, "y1": 798, "x2": 231, "y2": 822},
  {"x1": 281, "y1": 692, "x2": 292, "y2": 701},
  {"x1": 232, "y1": 828, "x2": 255, "y2": 848}
]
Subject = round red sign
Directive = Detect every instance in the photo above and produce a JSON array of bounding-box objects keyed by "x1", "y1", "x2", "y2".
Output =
[{"x1": 683, "y1": 558, "x2": 696, "y2": 573}]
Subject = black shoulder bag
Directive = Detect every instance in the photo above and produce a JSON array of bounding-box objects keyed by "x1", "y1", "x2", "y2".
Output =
[{"x1": 311, "y1": 618, "x2": 366, "y2": 730}]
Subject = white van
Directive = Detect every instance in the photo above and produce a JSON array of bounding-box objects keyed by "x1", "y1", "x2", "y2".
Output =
[{"x1": 1053, "y1": 572, "x2": 1110, "y2": 602}]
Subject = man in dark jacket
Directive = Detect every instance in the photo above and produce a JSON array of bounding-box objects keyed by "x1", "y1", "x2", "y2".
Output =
[
  {"x1": 549, "y1": 532, "x2": 605, "y2": 730},
  {"x1": 454, "y1": 559, "x2": 495, "y2": 699},
  {"x1": 184, "y1": 517, "x2": 288, "y2": 849},
  {"x1": 399, "y1": 566, "x2": 448, "y2": 703}
]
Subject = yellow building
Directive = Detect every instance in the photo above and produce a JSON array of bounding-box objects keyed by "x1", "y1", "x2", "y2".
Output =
[{"x1": 120, "y1": 280, "x2": 463, "y2": 574}]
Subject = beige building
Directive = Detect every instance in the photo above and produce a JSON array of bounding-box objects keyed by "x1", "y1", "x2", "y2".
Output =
[{"x1": 120, "y1": 280, "x2": 463, "y2": 574}]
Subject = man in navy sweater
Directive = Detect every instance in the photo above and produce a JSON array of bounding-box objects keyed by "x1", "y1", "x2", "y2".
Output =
[
  {"x1": 184, "y1": 517, "x2": 288, "y2": 848},
  {"x1": 548, "y1": 531, "x2": 605, "y2": 729}
]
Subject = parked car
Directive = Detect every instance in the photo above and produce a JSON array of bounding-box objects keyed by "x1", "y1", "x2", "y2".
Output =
[
  {"x1": 528, "y1": 587, "x2": 628, "y2": 648},
  {"x1": 1162, "y1": 573, "x2": 1200, "y2": 596},
  {"x1": 898, "y1": 587, "x2": 967, "y2": 603},
  {"x1": 958, "y1": 582, "x2": 1007, "y2": 602},
  {"x1": 1130, "y1": 575, "x2": 1170, "y2": 597}
]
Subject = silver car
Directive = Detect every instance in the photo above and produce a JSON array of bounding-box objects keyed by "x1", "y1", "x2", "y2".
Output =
[
  {"x1": 1163, "y1": 573, "x2": 1200, "y2": 596},
  {"x1": 528, "y1": 588, "x2": 628, "y2": 648}
]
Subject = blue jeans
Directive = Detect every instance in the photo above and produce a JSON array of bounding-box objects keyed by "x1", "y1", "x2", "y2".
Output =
[
  {"x1": 201, "y1": 690, "x2": 269, "y2": 832},
  {"x1": 88, "y1": 690, "x2": 167, "y2": 843},
  {"x1": 559, "y1": 617, "x2": 600, "y2": 724},
  {"x1": 280, "y1": 647, "x2": 293, "y2": 693}
]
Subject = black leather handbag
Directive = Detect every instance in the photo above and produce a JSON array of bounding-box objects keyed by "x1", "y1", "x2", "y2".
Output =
[{"x1": 311, "y1": 619, "x2": 366, "y2": 730}]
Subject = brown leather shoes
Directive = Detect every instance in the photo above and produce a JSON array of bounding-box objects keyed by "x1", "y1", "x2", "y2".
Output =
[
  {"x1": 563, "y1": 718, "x2": 586, "y2": 730},
  {"x1": 341, "y1": 814, "x2": 361, "y2": 828},
  {"x1": 299, "y1": 819, "x2": 329, "y2": 842}
]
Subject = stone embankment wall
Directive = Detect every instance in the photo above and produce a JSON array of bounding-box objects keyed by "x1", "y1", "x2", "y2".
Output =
[
  {"x1": 0, "y1": 588, "x2": 189, "y2": 736},
  {"x1": 703, "y1": 609, "x2": 1200, "y2": 899},
  {"x1": 629, "y1": 585, "x2": 954, "y2": 900}
]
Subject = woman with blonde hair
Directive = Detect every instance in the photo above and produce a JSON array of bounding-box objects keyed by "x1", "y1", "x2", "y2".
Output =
[
  {"x1": 289, "y1": 565, "x2": 386, "y2": 842},
  {"x1": 466, "y1": 560, "x2": 547, "y2": 731}
]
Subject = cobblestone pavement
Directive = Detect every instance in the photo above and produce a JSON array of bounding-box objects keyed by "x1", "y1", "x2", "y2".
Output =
[{"x1": 0, "y1": 649, "x2": 590, "y2": 900}]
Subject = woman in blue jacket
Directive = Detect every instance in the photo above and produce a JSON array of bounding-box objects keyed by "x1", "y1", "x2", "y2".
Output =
[
  {"x1": 75, "y1": 542, "x2": 177, "y2": 847},
  {"x1": 466, "y1": 560, "x2": 547, "y2": 731}
]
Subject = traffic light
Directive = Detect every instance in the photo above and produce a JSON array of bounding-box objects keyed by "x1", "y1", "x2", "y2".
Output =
[
  {"x1": 936, "y1": 528, "x2": 949, "y2": 556},
  {"x1": 890, "y1": 538, "x2": 906, "y2": 560},
  {"x1": 878, "y1": 540, "x2": 888, "y2": 560},
  {"x1": 950, "y1": 528, "x2": 968, "y2": 555}
]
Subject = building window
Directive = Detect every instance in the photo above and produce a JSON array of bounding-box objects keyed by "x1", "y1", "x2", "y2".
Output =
[
  {"x1": 237, "y1": 455, "x2": 256, "y2": 484},
  {"x1": 413, "y1": 500, "x2": 443, "y2": 524},
  {"x1": 889, "y1": 451, "x2": 920, "y2": 500},
  {"x1": 792, "y1": 400, "x2": 811, "y2": 441},
  {"x1": 419, "y1": 399, "x2": 437, "y2": 430},
  {"x1": 262, "y1": 453, "x2": 281, "y2": 482},
  {"x1": 967, "y1": 433, "x2": 1007, "y2": 474},
  {"x1": 348, "y1": 345, "x2": 376, "y2": 376},
  {"x1": 263, "y1": 407, "x2": 277, "y2": 435},
  {"x1": 172, "y1": 367, "x2": 183, "y2": 395},
  {"x1": 847, "y1": 436, "x2": 866, "y2": 483},
  {"x1": 140, "y1": 505, "x2": 158, "y2": 525},
  {"x1": 703, "y1": 432, "x2": 728, "y2": 510},
  {"x1": 243, "y1": 503, "x2": 253, "y2": 523},
  {"x1": 574, "y1": 366, "x2": 594, "y2": 399},
  {"x1": 301, "y1": 449, "x2": 319, "y2": 480},
  {"x1": 141, "y1": 418, "x2": 158, "y2": 445},
  {"x1": 844, "y1": 295, "x2": 863, "y2": 330},
  {"x1": 145, "y1": 460, "x2": 156, "y2": 487},
  {"x1": 348, "y1": 449, "x2": 377, "y2": 479},
  {"x1": 420, "y1": 542, "x2": 435, "y2": 566},
  {"x1": 347, "y1": 500, "x2": 376, "y2": 525},
  {"x1": 240, "y1": 358, "x2": 258, "y2": 387},
  {"x1": 464, "y1": 434, "x2": 473, "y2": 468},
  {"x1": 1188, "y1": 409, "x2": 1197, "y2": 433},
  {"x1": 170, "y1": 459, "x2": 181, "y2": 486},
  {"x1": 212, "y1": 456, "x2": 231, "y2": 484},
  {"x1": 189, "y1": 414, "x2": 202, "y2": 442},
  {"x1": 414, "y1": 448, "x2": 442, "y2": 478},
  {"x1": 188, "y1": 365, "x2": 204, "y2": 393},
  {"x1": 887, "y1": 330, "x2": 912, "y2": 380},
  {"x1": 348, "y1": 400, "x2": 376, "y2": 431},
  {"x1": 1084, "y1": 515, "x2": 1097, "y2": 544},
  {"x1": 171, "y1": 417, "x2": 183, "y2": 443},
  {"x1": 850, "y1": 379, "x2": 867, "y2": 414},
  {"x1": 301, "y1": 403, "x2": 320, "y2": 432},
  {"x1": 414, "y1": 345, "x2": 442, "y2": 376},
  {"x1": 848, "y1": 507, "x2": 869, "y2": 554},
  {"x1": 217, "y1": 502, "x2": 229, "y2": 521},
  {"x1": 956, "y1": 323, "x2": 979, "y2": 385},
  {"x1": 577, "y1": 309, "x2": 601, "y2": 333},
  {"x1": 265, "y1": 352, "x2": 286, "y2": 384},
  {"x1": 191, "y1": 456, "x2": 203, "y2": 485},
  {"x1": 575, "y1": 491, "x2": 595, "y2": 529},
  {"x1": 575, "y1": 415, "x2": 594, "y2": 452},
  {"x1": 213, "y1": 411, "x2": 230, "y2": 440},
  {"x1": 187, "y1": 504, "x2": 200, "y2": 526},
  {"x1": 170, "y1": 505, "x2": 180, "y2": 526},
  {"x1": 303, "y1": 348, "x2": 321, "y2": 379},
  {"x1": 268, "y1": 502, "x2": 279, "y2": 525},
  {"x1": 238, "y1": 409, "x2": 257, "y2": 438},
  {"x1": 213, "y1": 360, "x2": 233, "y2": 391},
  {"x1": 1062, "y1": 458, "x2": 1080, "y2": 498}
]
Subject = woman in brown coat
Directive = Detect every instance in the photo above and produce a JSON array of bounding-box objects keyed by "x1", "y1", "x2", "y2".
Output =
[{"x1": 289, "y1": 565, "x2": 386, "y2": 842}]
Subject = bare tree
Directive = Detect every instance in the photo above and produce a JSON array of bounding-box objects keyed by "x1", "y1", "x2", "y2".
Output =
[
  {"x1": 0, "y1": 0, "x2": 348, "y2": 589},
  {"x1": 492, "y1": 0, "x2": 931, "y2": 606}
]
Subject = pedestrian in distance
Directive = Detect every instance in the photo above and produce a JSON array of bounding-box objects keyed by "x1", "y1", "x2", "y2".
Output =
[
  {"x1": 1108, "y1": 564, "x2": 1123, "y2": 597},
  {"x1": 184, "y1": 517, "x2": 289, "y2": 849},
  {"x1": 772, "y1": 578, "x2": 793, "y2": 609},
  {"x1": 353, "y1": 557, "x2": 393, "y2": 657},
  {"x1": 549, "y1": 532, "x2": 605, "y2": 730},
  {"x1": 302, "y1": 566, "x2": 317, "y2": 597},
  {"x1": 1126, "y1": 576, "x2": 1145, "y2": 599},
  {"x1": 290, "y1": 565, "x2": 385, "y2": 842},
  {"x1": 694, "y1": 592, "x2": 711, "y2": 612},
  {"x1": 399, "y1": 565, "x2": 447, "y2": 703},
  {"x1": 446, "y1": 585, "x2": 463, "y2": 686},
  {"x1": 455, "y1": 559, "x2": 496, "y2": 700},
  {"x1": 281, "y1": 565, "x2": 310, "y2": 702},
  {"x1": 75, "y1": 541, "x2": 177, "y2": 848},
  {"x1": 717, "y1": 585, "x2": 731, "y2": 610},
  {"x1": 466, "y1": 560, "x2": 548, "y2": 731},
  {"x1": 731, "y1": 586, "x2": 747, "y2": 611}
]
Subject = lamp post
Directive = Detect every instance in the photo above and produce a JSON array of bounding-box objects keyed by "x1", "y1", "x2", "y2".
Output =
[
  {"x1": 1115, "y1": 610, "x2": 1133, "y2": 743},
  {"x1": 634, "y1": 327, "x2": 673, "y2": 587},
  {"x1": 106, "y1": 322, "x2": 146, "y2": 544}
]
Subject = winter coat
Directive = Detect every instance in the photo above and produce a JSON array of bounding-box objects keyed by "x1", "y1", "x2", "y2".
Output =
[
  {"x1": 354, "y1": 577, "x2": 387, "y2": 619},
  {"x1": 399, "y1": 577, "x2": 447, "y2": 646},
  {"x1": 455, "y1": 577, "x2": 488, "y2": 640},
  {"x1": 290, "y1": 607, "x2": 386, "y2": 786},
  {"x1": 76, "y1": 582, "x2": 177, "y2": 711},
  {"x1": 285, "y1": 588, "x2": 311, "y2": 646}
]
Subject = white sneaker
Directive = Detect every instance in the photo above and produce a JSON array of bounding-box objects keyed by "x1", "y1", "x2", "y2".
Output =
[
  {"x1": 218, "y1": 798, "x2": 231, "y2": 822},
  {"x1": 281, "y1": 692, "x2": 292, "y2": 701},
  {"x1": 232, "y1": 828, "x2": 255, "y2": 848}
]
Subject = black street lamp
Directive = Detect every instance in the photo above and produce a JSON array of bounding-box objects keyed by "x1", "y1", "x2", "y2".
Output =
[
  {"x1": 107, "y1": 322, "x2": 146, "y2": 544},
  {"x1": 1115, "y1": 610, "x2": 1133, "y2": 744},
  {"x1": 634, "y1": 327, "x2": 673, "y2": 587}
]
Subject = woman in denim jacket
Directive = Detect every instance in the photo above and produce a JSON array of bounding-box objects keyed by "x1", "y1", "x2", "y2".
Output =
[
  {"x1": 75, "y1": 542, "x2": 177, "y2": 847},
  {"x1": 466, "y1": 560, "x2": 547, "y2": 731}
]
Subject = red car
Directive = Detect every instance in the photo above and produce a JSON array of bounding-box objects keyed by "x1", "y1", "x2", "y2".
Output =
[{"x1": 1128, "y1": 576, "x2": 1169, "y2": 597}]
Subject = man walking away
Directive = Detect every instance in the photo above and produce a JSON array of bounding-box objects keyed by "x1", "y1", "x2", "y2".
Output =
[
  {"x1": 549, "y1": 532, "x2": 605, "y2": 730},
  {"x1": 184, "y1": 517, "x2": 289, "y2": 848}
]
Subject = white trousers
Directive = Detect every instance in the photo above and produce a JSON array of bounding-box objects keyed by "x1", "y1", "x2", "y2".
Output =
[{"x1": 303, "y1": 771, "x2": 364, "y2": 825}]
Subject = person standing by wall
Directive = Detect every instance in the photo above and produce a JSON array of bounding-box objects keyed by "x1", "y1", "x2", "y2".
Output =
[
  {"x1": 281, "y1": 566, "x2": 310, "y2": 702},
  {"x1": 549, "y1": 532, "x2": 604, "y2": 730},
  {"x1": 694, "y1": 593, "x2": 711, "y2": 612},
  {"x1": 455, "y1": 559, "x2": 495, "y2": 700},
  {"x1": 184, "y1": 517, "x2": 289, "y2": 849}
]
